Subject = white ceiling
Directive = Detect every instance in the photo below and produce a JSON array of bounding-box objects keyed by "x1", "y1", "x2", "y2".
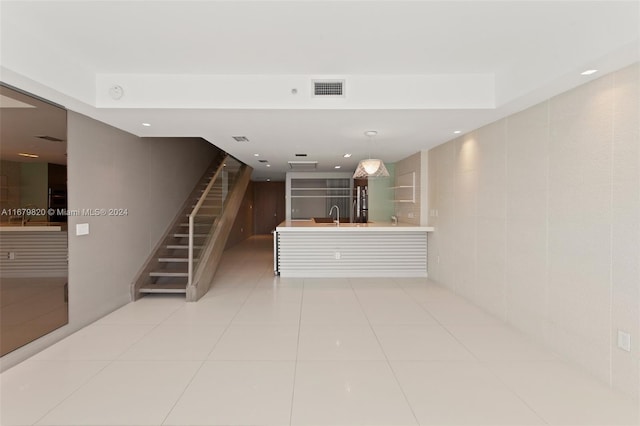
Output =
[{"x1": 1, "y1": 0, "x2": 638, "y2": 180}]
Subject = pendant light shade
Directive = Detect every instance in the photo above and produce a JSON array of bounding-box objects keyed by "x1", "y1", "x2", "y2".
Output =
[
  {"x1": 353, "y1": 158, "x2": 390, "y2": 178},
  {"x1": 352, "y1": 131, "x2": 390, "y2": 178}
]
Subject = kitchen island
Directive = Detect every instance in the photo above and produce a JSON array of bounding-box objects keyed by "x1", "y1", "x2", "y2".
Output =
[{"x1": 274, "y1": 220, "x2": 434, "y2": 277}]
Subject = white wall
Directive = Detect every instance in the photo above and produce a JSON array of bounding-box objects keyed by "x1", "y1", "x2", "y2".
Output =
[
  {"x1": 427, "y1": 63, "x2": 639, "y2": 397},
  {"x1": 0, "y1": 112, "x2": 218, "y2": 370}
]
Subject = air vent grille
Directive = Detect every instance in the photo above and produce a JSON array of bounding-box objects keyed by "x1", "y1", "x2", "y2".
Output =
[
  {"x1": 295, "y1": 154, "x2": 307, "y2": 157},
  {"x1": 232, "y1": 136, "x2": 249, "y2": 142},
  {"x1": 288, "y1": 161, "x2": 318, "y2": 170},
  {"x1": 313, "y1": 80, "x2": 344, "y2": 97}
]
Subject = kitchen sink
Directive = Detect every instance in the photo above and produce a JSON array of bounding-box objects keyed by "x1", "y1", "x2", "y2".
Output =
[{"x1": 313, "y1": 217, "x2": 350, "y2": 223}]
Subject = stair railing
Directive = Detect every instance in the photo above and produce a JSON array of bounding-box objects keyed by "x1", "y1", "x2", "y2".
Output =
[{"x1": 187, "y1": 155, "x2": 242, "y2": 285}]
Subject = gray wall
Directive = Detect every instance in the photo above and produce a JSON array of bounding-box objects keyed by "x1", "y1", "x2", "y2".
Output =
[
  {"x1": 427, "y1": 63, "x2": 639, "y2": 396},
  {"x1": 1, "y1": 112, "x2": 218, "y2": 370}
]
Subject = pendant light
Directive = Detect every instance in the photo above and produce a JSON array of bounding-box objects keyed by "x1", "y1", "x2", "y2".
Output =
[{"x1": 353, "y1": 130, "x2": 390, "y2": 178}]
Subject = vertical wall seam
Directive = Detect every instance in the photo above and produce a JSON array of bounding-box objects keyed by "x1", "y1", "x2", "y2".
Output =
[
  {"x1": 545, "y1": 99, "x2": 551, "y2": 347},
  {"x1": 609, "y1": 72, "x2": 616, "y2": 387},
  {"x1": 504, "y1": 118, "x2": 509, "y2": 321}
]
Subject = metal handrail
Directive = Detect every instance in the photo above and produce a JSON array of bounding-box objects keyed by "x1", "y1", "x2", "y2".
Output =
[{"x1": 187, "y1": 154, "x2": 229, "y2": 285}]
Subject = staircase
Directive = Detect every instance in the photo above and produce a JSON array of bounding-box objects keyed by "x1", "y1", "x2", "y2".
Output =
[{"x1": 132, "y1": 155, "x2": 249, "y2": 299}]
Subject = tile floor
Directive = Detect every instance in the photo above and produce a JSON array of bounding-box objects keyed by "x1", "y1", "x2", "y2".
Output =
[{"x1": 1, "y1": 236, "x2": 638, "y2": 426}]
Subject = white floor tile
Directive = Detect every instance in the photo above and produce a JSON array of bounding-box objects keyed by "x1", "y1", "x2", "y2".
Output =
[
  {"x1": 209, "y1": 324, "x2": 299, "y2": 360},
  {"x1": 255, "y1": 275, "x2": 304, "y2": 289},
  {"x1": 95, "y1": 295, "x2": 184, "y2": 325},
  {"x1": 354, "y1": 288, "x2": 438, "y2": 325},
  {"x1": 232, "y1": 288, "x2": 302, "y2": 325},
  {"x1": 162, "y1": 297, "x2": 243, "y2": 325},
  {"x1": 291, "y1": 361, "x2": 417, "y2": 426},
  {"x1": 36, "y1": 360, "x2": 200, "y2": 426},
  {"x1": 248, "y1": 287, "x2": 304, "y2": 302},
  {"x1": 301, "y1": 289, "x2": 370, "y2": 325},
  {"x1": 1, "y1": 360, "x2": 108, "y2": 426},
  {"x1": 373, "y1": 325, "x2": 475, "y2": 361},
  {"x1": 201, "y1": 285, "x2": 254, "y2": 302},
  {"x1": 303, "y1": 277, "x2": 352, "y2": 288},
  {"x1": 349, "y1": 277, "x2": 399, "y2": 288},
  {"x1": 400, "y1": 282, "x2": 462, "y2": 303},
  {"x1": 164, "y1": 361, "x2": 295, "y2": 426},
  {"x1": 392, "y1": 277, "x2": 433, "y2": 288},
  {"x1": 118, "y1": 323, "x2": 226, "y2": 361},
  {"x1": 392, "y1": 361, "x2": 546, "y2": 425},
  {"x1": 446, "y1": 325, "x2": 559, "y2": 361},
  {"x1": 4, "y1": 237, "x2": 637, "y2": 426},
  {"x1": 487, "y1": 361, "x2": 640, "y2": 425},
  {"x1": 32, "y1": 324, "x2": 153, "y2": 360},
  {"x1": 298, "y1": 324, "x2": 386, "y2": 361},
  {"x1": 420, "y1": 298, "x2": 504, "y2": 326}
]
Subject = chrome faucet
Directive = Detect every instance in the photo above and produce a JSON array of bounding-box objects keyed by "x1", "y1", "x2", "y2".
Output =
[{"x1": 329, "y1": 205, "x2": 340, "y2": 226}]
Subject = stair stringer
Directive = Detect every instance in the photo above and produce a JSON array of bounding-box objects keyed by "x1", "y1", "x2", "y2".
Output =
[{"x1": 186, "y1": 165, "x2": 252, "y2": 302}]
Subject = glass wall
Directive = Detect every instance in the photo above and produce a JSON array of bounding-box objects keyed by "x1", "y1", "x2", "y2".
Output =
[{"x1": 0, "y1": 84, "x2": 68, "y2": 356}]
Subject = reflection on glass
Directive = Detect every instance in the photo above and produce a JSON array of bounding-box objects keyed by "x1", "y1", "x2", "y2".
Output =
[
  {"x1": 0, "y1": 84, "x2": 68, "y2": 356},
  {"x1": 290, "y1": 178, "x2": 351, "y2": 220}
]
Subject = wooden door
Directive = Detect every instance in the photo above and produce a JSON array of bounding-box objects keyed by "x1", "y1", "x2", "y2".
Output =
[{"x1": 253, "y1": 181, "x2": 285, "y2": 234}]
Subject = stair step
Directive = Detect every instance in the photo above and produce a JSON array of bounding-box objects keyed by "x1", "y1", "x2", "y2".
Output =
[
  {"x1": 166, "y1": 245, "x2": 203, "y2": 249},
  {"x1": 173, "y1": 233, "x2": 207, "y2": 238},
  {"x1": 158, "y1": 257, "x2": 195, "y2": 262},
  {"x1": 179, "y1": 223, "x2": 210, "y2": 227},
  {"x1": 140, "y1": 283, "x2": 187, "y2": 294},
  {"x1": 150, "y1": 271, "x2": 188, "y2": 277}
]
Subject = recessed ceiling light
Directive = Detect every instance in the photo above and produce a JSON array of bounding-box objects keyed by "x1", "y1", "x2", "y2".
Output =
[
  {"x1": 343, "y1": 153, "x2": 352, "y2": 158},
  {"x1": 453, "y1": 130, "x2": 462, "y2": 134},
  {"x1": 18, "y1": 152, "x2": 39, "y2": 158},
  {"x1": 142, "y1": 122, "x2": 151, "y2": 127},
  {"x1": 334, "y1": 165, "x2": 341, "y2": 169},
  {"x1": 253, "y1": 153, "x2": 260, "y2": 157},
  {"x1": 266, "y1": 164, "x2": 271, "y2": 167},
  {"x1": 364, "y1": 130, "x2": 378, "y2": 137},
  {"x1": 581, "y1": 69, "x2": 598, "y2": 76},
  {"x1": 266, "y1": 178, "x2": 271, "y2": 181}
]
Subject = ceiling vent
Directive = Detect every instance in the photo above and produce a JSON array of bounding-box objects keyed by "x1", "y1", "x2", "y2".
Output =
[
  {"x1": 35, "y1": 135, "x2": 64, "y2": 142},
  {"x1": 312, "y1": 80, "x2": 345, "y2": 97},
  {"x1": 258, "y1": 159, "x2": 268, "y2": 163},
  {"x1": 288, "y1": 161, "x2": 318, "y2": 171},
  {"x1": 295, "y1": 153, "x2": 308, "y2": 157},
  {"x1": 232, "y1": 136, "x2": 249, "y2": 142}
]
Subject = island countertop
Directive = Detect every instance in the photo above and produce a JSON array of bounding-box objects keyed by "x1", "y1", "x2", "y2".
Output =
[{"x1": 276, "y1": 220, "x2": 434, "y2": 232}]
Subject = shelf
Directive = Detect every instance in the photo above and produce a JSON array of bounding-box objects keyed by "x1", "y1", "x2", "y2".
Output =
[{"x1": 393, "y1": 172, "x2": 415, "y2": 203}]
